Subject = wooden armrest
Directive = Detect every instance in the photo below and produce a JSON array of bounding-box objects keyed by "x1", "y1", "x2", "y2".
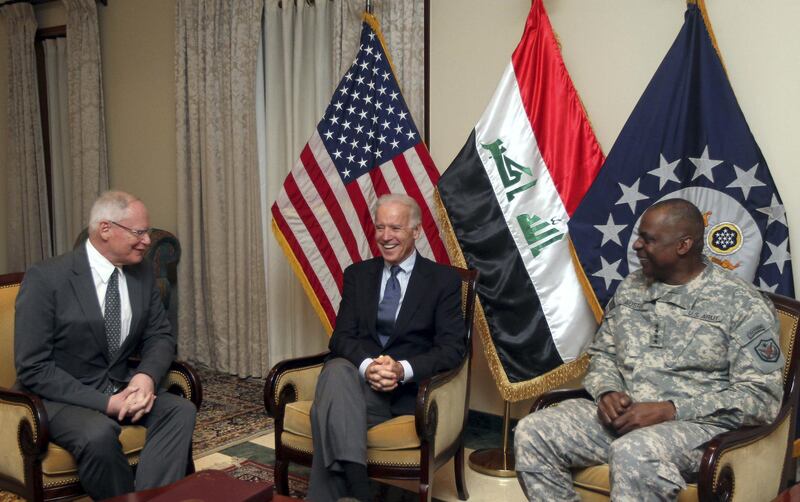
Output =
[
  {"x1": 264, "y1": 351, "x2": 329, "y2": 418},
  {"x1": 530, "y1": 388, "x2": 592, "y2": 413},
  {"x1": 165, "y1": 360, "x2": 203, "y2": 408},
  {"x1": 415, "y1": 356, "x2": 470, "y2": 443},
  {"x1": 0, "y1": 387, "x2": 49, "y2": 485},
  {"x1": 697, "y1": 401, "x2": 795, "y2": 501}
]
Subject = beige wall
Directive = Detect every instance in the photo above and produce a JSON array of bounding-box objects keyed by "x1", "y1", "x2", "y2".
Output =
[
  {"x1": 99, "y1": 0, "x2": 177, "y2": 231},
  {"x1": 430, "y1": 0, "x2": 800, "y2": 416},
  {"x1": 1, "y1": 0, "x2": 799, "y2": 417}
]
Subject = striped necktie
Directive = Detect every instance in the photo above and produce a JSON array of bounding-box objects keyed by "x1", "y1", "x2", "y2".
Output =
[{"x1": 376, "y1": 265, "x2": 401, "y2": 346}]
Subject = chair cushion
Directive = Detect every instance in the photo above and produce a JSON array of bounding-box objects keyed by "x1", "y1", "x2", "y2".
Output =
[
  {"x1": 284, "y1": 401, "x2": 313, "y2": 438},
  {"x1": 368, "y1": 416, "x2": 420, "y2": 450},
  {"x1": 283, "y1": 400, "x2": 420, "y2": 450},
  {"x1": 41, "y1": 425, "x2": 147, "y2": 475},
  {"x1": 281, "y1": 430, "x2": 421, "y2": 469},
  {"x1": 573, "y1": 464, "x2": 698, "y2": 502}
]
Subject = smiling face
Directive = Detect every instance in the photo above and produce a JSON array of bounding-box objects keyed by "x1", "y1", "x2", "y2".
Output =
[
  {"x1": 97, "y1": 200, "x2": 152, "y2": 266},
  {"x1": 632, "y1": 206, "x2": 687, "y2": 283},
  {"x1": 374, "y1": 200, "x2": 420, "y2": 265}
]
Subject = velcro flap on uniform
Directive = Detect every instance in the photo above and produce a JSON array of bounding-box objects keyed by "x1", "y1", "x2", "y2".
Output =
[{"x1": 734, "y1": 319, "x2": 771, "y2": 347}]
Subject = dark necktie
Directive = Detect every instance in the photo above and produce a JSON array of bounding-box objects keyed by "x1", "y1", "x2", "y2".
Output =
[
  {"x1": 103, "y1": 268, "x2": 121, "y2": 395},
  {"x1": 376, "y1": 265, "x2": 401, "y2": 347},
  {"x1": 105, "y1": 268, "x2": 121, "y2": 356}
]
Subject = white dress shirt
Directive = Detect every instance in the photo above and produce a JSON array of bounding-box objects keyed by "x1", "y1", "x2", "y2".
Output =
[
  {"x1": 86, "y1": 240, "x2": 133, "y2": 345},
  {"x1": 359, "y1": 251, "x2": 416, "y2": 383}
]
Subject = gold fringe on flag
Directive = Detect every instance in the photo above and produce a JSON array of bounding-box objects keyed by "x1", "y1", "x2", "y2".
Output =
[{"x1": 271, "y1": 219, "x2": 334, "y2": 335}]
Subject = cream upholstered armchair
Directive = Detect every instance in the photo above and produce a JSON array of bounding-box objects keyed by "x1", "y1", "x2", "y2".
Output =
[
  {"x1": 264, "y1": 266, "x2": 478, "y2": 502},
  {"x1": 0, "y1": 272, "x2": 202, "y2": 501},
  {"x1": 530, "y1": 292, "x2": 800, "y2": 502}
]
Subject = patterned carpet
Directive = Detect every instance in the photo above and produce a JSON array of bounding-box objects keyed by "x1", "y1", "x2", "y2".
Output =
[
  {"x1": 223, "y1": 459, "x2": 308, "y2": 498},
  {"x1": 192, "y1": 365, "x2": 274, "y2": 455}
]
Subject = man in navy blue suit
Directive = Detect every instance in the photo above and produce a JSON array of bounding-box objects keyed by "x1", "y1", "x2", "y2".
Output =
[{"x1": 308, "y1": 194, "x2": 466, "y2": 502}]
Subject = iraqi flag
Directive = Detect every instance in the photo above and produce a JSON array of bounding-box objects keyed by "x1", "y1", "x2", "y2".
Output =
[{"x1": 437, "y1": 0, "x2": 604, "y2": 392}]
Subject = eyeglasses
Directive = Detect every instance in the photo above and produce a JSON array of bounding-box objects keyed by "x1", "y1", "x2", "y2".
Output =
[{"x1": 111, "y1": 221, "x2": 152, "y2": 239}]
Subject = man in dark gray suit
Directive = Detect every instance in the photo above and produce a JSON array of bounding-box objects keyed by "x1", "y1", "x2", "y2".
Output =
[
  {"x1": 14, "y1": 191, "x2": 196, "y2": 500},
  {"x1": 308, "y1": 194, "x2": 466, "y2": 502}
]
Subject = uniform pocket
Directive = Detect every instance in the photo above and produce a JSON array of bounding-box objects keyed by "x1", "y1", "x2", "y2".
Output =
[{"x1": 665, "y1": 312, "x2": 727, "y2": 371}]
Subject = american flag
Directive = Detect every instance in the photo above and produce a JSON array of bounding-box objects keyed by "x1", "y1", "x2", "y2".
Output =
[{"x1": 271, "y1": 14, "x2": 450, "y2": 333}]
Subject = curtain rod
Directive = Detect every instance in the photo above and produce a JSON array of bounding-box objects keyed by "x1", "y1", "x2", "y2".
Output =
[{"x1": 0, "y1": 0, "x2": 107, "y2": 7}]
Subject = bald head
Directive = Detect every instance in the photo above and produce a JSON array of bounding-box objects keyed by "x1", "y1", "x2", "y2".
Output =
[
  {"x1": 646, "y1": 198, "x2": 705, "y2": 256},
  {"x1": 633, "y1": 198, "x2": 707, "y2": 284}
]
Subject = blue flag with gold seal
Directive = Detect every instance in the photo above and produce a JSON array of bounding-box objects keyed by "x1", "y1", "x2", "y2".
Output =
[{"x1": 569, "y1": 4, "x2": 793, "y2": 307}]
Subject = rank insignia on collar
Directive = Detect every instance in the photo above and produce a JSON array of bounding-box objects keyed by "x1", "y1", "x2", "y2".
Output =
[{"x1": 755, "y1": 339, "x2": 781, "y2": 363}]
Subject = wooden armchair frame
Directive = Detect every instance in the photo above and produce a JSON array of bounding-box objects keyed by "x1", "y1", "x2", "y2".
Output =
[{"x1": 264, "y1": 266, "x2": 478, "y2": 502}]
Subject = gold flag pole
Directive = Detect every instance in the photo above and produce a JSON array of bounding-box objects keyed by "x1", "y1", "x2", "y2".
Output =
[{"x1": 468, "y1": 400, "x2": 516, "y2": 477}]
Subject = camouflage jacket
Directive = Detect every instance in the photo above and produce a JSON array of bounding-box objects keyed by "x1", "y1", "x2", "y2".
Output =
[{"x1": 584, "y1": 258, "x2": 784, "y2": 430}]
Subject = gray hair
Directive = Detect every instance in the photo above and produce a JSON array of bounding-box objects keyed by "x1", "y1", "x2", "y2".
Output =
[
  {"x1": 88, "y1": 191, "x2": 140, "y2": 232},
  {"x1": 374, "y1": 193, "x2": 421, "y2": 227}
]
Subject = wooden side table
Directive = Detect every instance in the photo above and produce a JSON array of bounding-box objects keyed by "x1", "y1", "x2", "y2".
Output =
[
  {"x1": 774, "y1": 483, "x2": 800, "y2": 502},
  {"x1": 105, "y1": 470, "x2": 273, "y2": 502}
]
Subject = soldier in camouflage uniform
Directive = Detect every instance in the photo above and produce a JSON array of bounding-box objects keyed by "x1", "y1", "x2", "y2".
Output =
[{"x1": 514, "y1": 199, "x2": 784, "y2": 501}]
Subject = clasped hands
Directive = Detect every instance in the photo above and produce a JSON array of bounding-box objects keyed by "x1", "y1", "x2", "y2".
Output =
[
  {"x1": 106, "y1": 373, "x2": 157, "y2": 422},
  {"x1": 597, "y1": 391, "x2": 676, "y2": 435},
  {"x1": 366, "y1": 355, "x2": 404, "y2": 392}
]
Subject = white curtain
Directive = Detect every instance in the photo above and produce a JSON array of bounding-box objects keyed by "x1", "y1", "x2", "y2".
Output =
[
  {"x1": 63, "y1": 0, "x2": 109, "y2": 238},
  {"x1": 257, "y1": 0, "x2": 334, "y2": 368},
  {"x1": 2, "y1": 3, "x2": 51, "y2": 271},
  {"x1": 333, "y1": 0, "x2": 425, "y2": 137},
  {"x1": 43, "y1": 37, "x2": 72, "y2": 255},
  {"x1": 176, "y1": 0, "x2": 269, "y2": 377}
]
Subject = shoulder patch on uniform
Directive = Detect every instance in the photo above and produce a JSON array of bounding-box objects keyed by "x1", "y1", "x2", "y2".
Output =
[
  {"x1": 685, "y1": 310, "x2": 723, "y2": 323},
  {"x1": 755, "y1": 339, "x2": 781, "y2": 363}
]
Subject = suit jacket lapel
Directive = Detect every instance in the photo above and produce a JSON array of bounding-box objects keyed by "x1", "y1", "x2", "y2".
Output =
[
  {"x1": 365, "y1": 259, "x2": 383, "y2": 346},
  {"x1": 387, "y1": 255, "x2": 430, "y2": 347},
  {"x1": 69, "y1": 246, "x2": 109, "y2": 360},
  {"x1": 117, "y1": 265, "x2": 143, "y2": 361}
]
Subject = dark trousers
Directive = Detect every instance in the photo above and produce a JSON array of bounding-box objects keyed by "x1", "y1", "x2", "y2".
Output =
[
  {"x1": 48, "y1": 390, "x2": 196, "y2": 500},
  {"x1": 307, "y1": 358, "x2": 396, "y2": 502}
]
